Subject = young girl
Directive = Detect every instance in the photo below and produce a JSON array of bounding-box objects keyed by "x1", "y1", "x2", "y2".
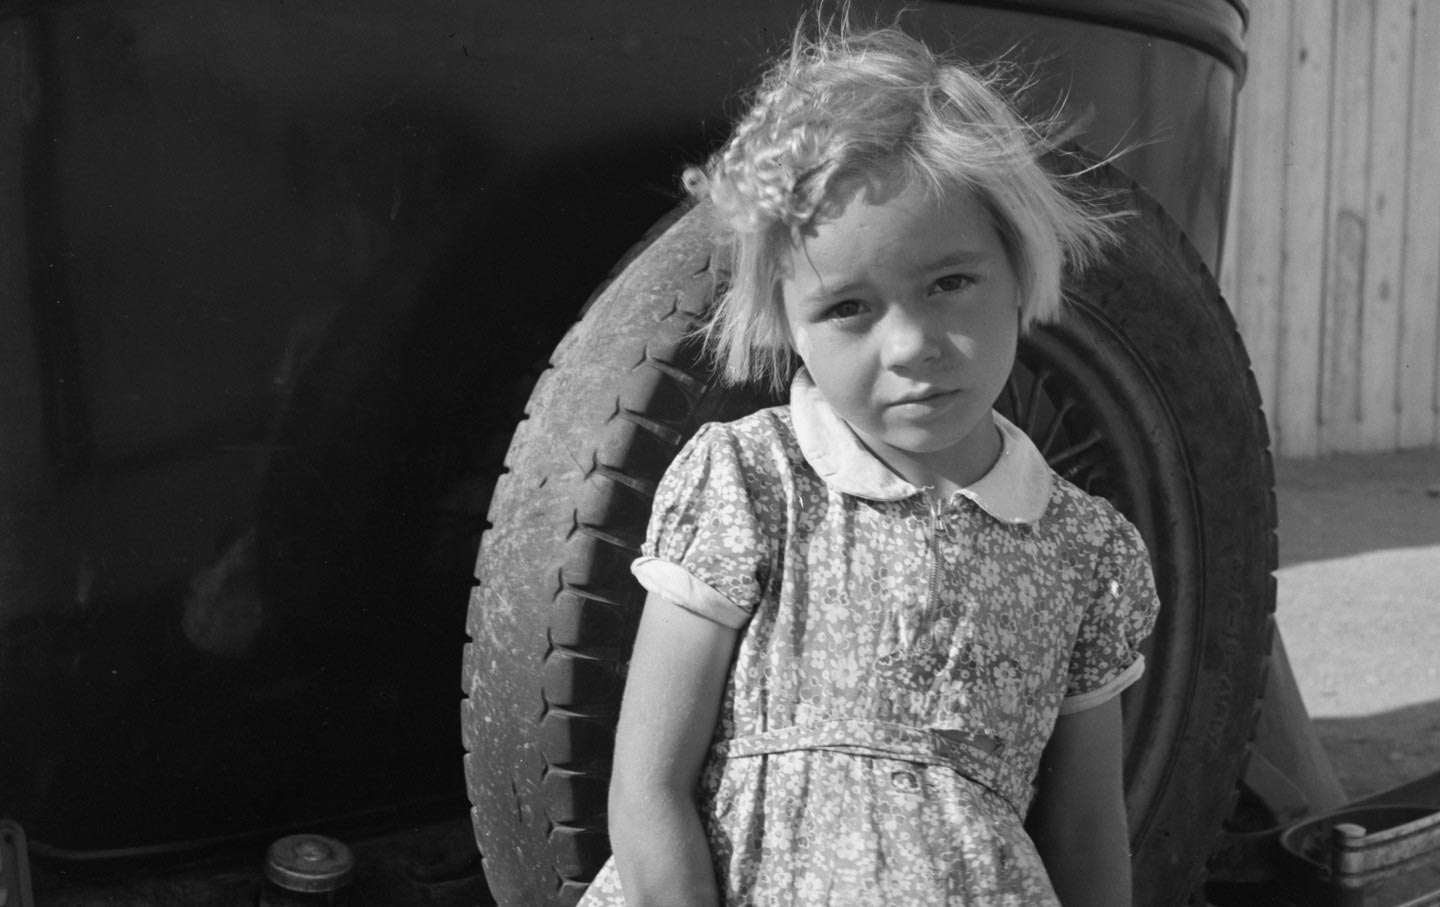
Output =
[{"x1": 580, "y1": 20, "x2": 1158, "y2": 907}]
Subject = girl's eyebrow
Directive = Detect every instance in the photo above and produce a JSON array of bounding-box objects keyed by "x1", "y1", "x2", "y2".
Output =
[
  {"x1": 801, "y1": 248, "x2": 993, "y2": 304},
  {"x1": 800, "y1": 277, "x2": 866, "y2": 306},
  {"x1": 924, "y1": 248, "x2": 991, "y2": 270}
]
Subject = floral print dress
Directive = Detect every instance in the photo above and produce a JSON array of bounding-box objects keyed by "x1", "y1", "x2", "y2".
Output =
[{"x1": 579, "y1": 371, "x2": 1160, "y2": 906}]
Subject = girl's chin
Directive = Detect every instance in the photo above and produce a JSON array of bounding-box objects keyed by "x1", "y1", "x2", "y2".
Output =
[
  {"x1": 864, "y1": 416, "x2": 1000, "y2": 474},
  {"x1": 869, "y1": 426, "x2": 978, "y2": 459},
  {"x1": 878, "y1": 411, "x2": 990, "y2": 450}
]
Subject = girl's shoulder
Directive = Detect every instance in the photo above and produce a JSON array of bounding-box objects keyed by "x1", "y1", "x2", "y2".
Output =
[
  {"x1": 652, "y1": 405, "x2": 802, "y2": 540},
  {"x1": 682, "y1": 403, "x2": 803, "y2": 481},
  {"x1": 1042, "y1": 472, "x2": 1147, "y2": 551}
]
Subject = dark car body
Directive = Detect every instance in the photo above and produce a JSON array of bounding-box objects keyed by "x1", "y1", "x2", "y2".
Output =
[{"x1": 0, "y1": 0, "x2": 1243, "y2": 894}]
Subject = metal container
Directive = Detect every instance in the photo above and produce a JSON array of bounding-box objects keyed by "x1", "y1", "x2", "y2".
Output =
[
  {"x1": 259, "y1": 834, "x2": 355, "y2": 907},
  {"x1": 1279, "y1": 805, "x2": 1440, "y2": 906}
]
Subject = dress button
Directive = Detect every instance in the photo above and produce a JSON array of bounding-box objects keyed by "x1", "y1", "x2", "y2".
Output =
[{"x1": 890, "y1": 770, "x2": 919, "y2": 791}]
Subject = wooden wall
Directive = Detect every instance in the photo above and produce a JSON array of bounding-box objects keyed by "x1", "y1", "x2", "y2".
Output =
[{"x1": 1220, "y1": 0, "x2": 1440, "y2": 456}]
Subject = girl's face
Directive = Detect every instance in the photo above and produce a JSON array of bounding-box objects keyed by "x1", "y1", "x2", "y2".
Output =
[{"x1": 780, "y1": 178, "x2": 1020, "y2": 487}]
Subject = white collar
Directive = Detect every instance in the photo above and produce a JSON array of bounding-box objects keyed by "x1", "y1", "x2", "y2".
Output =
[{"x1": 789, "y1": 369, "x2": 1054, "y2": 524}]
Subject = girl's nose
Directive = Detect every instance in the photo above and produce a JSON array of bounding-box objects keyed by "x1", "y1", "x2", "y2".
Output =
[{"x1": 879, "y1": 306, "x2": 944, "y2": 370}]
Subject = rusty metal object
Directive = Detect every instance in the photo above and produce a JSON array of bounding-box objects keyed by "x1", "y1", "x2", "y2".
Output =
[
  {"x1": 1278, "y1": 805, "x2": 1440, "y2": 906},
  {"x1": 1212, "y1": 786, "x2": 1440, "y2": 906}
]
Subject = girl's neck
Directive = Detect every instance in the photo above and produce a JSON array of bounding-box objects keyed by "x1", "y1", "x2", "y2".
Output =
[{"x1": 854, "y1": 420, "x2": 1004, "y2": 501}]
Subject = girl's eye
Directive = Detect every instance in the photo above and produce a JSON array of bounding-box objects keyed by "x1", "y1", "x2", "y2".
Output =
[
  {"x1": 933, "y1": 274, "x2": 976, "y2": 294},
  {"x1": 823, "y1": 299, "x2": 865, "y2": 320}
]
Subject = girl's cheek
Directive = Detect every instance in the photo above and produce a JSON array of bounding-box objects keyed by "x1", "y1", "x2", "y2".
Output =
[{"x1": 790, "y1": 323, "x2": 813, "y2": 361}]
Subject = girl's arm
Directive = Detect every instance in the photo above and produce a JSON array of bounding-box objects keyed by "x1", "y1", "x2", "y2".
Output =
[
  {"x1": 608, "y1": 591, "x2": 739, "y2": 906},
  {"x1": 1027, "y1": 696, "x2": 1132, "y2": 907}
]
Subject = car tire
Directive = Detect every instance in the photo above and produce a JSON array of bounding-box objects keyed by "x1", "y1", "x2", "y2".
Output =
[{"x1": 461, "y1": 159, "x2": 1275, "y2": 907}]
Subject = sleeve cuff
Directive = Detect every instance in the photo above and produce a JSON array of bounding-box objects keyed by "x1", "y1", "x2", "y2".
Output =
[
  {"x1": 630, "y1": 556, "x2": 752, "y2": 629},
  {"x1": 1059, "y1": 654, "x2": 1146, "y2": 716}
]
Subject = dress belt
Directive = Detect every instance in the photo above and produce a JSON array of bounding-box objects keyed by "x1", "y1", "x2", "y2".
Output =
[{"x1": 709, "y1": 718, "x2": 1032, "y2": 817}]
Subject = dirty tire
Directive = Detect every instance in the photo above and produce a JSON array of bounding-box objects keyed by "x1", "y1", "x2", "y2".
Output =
[{"x1": 462, "y1": 160, "x2": 1274, "y2": 907}]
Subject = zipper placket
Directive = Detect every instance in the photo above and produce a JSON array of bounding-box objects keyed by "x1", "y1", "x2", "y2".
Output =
[{"x1": 917, "y1": 494, "x2": 943, "y2": 651}]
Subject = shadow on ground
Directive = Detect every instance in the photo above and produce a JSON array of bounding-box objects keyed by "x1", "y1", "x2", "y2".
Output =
[
  {"x1": 1276, "y1": 448, "x2": 1440, "y2": 567},
  {"x1": 1313, "y1": 700, "x2": 1440, "y2": 799}
]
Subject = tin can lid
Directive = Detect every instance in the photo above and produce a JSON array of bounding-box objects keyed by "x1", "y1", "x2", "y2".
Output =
[{"x1": 263, "y1": 833, "x2": 356, "y2": 893}]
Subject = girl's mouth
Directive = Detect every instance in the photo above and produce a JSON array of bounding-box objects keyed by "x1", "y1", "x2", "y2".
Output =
[{"x1": 891, "y1": 388, "x2": 960, "y2": 407}]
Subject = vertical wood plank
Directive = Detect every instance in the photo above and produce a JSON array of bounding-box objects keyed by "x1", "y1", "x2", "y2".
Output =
[
  {"x1": 1321, "y1": 0, "x2": 1374, "y2": 453},
  {"x1": 1357, "y1": 0, "x2": 1411, "y2": 450},
  {"x1": 1399, "y1": 1, "x2": 1440, "y2": 447},
  {"x1": 1232, "y1": 0, "x2": 1292, "y2": 446},
  {"x1": 1277, "y1": 0, "x2": 1335, "y2": 457},
  {"x1": 1251, "y1": 0, "x2": 1440, "y2": 455}
]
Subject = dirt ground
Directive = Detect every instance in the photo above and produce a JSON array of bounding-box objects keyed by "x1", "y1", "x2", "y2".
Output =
[
  {"x1": 1265, "y1": 447, "x2": 1440, "y2": 904},
  {"x1": 1275, "y1": 447, "x2": 1440, "y2": 799}
]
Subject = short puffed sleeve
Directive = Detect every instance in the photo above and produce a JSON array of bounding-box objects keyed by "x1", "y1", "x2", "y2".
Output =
[
  {"x1": 1060, "y1": 514, "x2": 1160, "y2": 715},
  {"x1": 629, "y1": 423, "x2": 776, "y2": 629}
]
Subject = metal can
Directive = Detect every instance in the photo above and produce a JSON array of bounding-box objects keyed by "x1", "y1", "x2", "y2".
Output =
[{"x1": 259, "y1": 833, "x2": 355, "y2": 906}]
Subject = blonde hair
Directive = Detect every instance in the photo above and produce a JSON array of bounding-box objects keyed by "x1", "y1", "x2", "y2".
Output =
[{"x1": 685, "y1": 19, "x2": 1118, "y2": 393}]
